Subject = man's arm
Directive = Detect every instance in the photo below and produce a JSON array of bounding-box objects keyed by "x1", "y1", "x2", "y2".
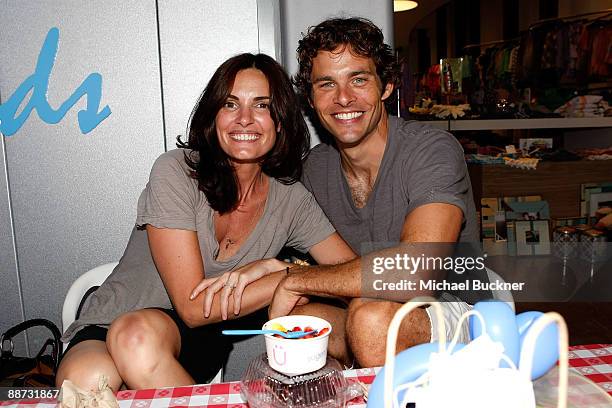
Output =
[
  {"x1": 400, "y1": 202, "x2": 462, "y2": 242},
  {"x1": 270, "y1": 202, "x2": 463, "y2": 317}
]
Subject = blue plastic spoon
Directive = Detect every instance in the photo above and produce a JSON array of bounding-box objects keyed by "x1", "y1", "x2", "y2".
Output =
[{"x1": 221, "y1": 329, "x2": 316, "y2": 339}]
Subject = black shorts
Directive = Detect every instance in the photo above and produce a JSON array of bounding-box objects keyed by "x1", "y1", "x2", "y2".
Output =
[{"x1": 64, "y1": 308, "x2": 267, "y2": 384}]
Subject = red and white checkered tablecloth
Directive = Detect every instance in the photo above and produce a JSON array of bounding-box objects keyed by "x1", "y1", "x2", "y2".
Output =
[
  {"x1": 2, "y1": 345, "x2": 610, "y2": 407},
  {"x1": 566, "y1": 344, "x2": 612, "y2": 395},
  {"x1": 111, "y1": 367, "x2": 375, "y2": 408}
]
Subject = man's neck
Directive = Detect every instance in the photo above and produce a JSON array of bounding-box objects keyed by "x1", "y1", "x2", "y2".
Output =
[{"x1": 338, "y1": 114, "x2": 389, "y2": 179}]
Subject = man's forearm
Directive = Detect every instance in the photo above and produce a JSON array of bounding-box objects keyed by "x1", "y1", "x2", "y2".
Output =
[
  {"x1": 283, "y1": 247, "x2": 443, "y2": 303},
  {"x1": 285, "y1": 260, "x2": 363, "y2": 299}
]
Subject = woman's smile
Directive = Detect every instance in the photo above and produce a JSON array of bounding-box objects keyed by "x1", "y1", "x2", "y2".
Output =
[{"x1": 229, "y1": 131, "x2": 261, "y2": 142}]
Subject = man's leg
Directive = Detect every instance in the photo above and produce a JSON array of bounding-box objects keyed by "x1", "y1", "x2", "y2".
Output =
[
  {"x1": 345, "y1": 298, "x2": 431, "y2": 367},
  {"x1": 290, "y1": 302, "x2": 352, "y2": 366}
]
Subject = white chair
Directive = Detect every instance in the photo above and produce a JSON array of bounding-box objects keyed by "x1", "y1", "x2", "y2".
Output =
[
  {"x1": 62, "y1": 261, "x2": 223, "y2": 383},
  {"x1": 62, "y1": 262, "x2": 118, "y2": 337}
]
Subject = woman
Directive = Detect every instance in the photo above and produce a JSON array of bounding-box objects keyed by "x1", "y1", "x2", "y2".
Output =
[{"x1": 57, "y1": 53, "x2": 355, "y2": 391}]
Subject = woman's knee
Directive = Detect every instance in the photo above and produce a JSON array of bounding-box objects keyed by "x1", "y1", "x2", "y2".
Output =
[
  {"x1": 107, "y1": 310, "x2": 179, "y2": 373},
  {"x1": 56, "y1": 340, "x2": 122, "y2": 392}
]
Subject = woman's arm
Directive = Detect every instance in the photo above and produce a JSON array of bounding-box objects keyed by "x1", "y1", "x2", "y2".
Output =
[
  {"x1": 188, "y1": 232, "x2": 356, "y2": 321},
  {"x1": 190, "y1": 258, "x2": 291, "y2": 320},
  {"x1": 147, "y1": 224, "x2": 285, "y2": 327},
  {"x1": 308, "y1": 232, "x2": 357, "y2": 265}
]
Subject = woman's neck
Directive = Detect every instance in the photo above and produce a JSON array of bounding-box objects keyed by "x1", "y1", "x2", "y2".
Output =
[{"x1": 234, "y1": 163, "x2": 266, "y2": 206}]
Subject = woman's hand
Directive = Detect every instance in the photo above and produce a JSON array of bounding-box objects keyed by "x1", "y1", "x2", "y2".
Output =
[{"x1": 189, "y1": 258, "x2": 287, "y2": 320}]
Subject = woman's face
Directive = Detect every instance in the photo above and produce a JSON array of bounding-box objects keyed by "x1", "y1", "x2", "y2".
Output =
[{"x1": 216, "y1": 68, "x2": 278, "y2": 164}]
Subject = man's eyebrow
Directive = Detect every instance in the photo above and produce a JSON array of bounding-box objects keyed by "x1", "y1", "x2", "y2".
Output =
[
  {"x1": 350, "y1": 70, "x2": 374, "y2": 76},
  {"x1": 312, "y1": 70, "x2": 374, "y2": 83},
  {"x1": 312, "y1": 75, "x2": 334, "y2": 83}
]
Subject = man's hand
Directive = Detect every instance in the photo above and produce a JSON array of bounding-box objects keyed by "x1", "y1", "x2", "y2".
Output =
[{"x1": 269, "y1": 275, "x2": 309, "y2": 318}]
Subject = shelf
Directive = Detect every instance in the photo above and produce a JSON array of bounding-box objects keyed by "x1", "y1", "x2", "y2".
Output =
[
  {"x1": 468, "y1": 160, "x2": 612, "y2": 218},
  {"x1": 423, "y1": 117, "x2": 612, "y2": 131}
]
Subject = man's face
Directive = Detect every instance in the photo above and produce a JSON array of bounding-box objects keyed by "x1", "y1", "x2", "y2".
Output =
[{"x1": 309, "y1": 46, "x2": 393, "y2": 147}]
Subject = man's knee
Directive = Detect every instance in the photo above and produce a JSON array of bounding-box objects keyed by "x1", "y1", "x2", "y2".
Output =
[
  {"x1": 346, "y1": 299, "x2": 431, "y2": 367},
  {"x1": 345, "y1": 300, "x2": 399, "y2": 366},
  {"x1": 346, "y1": 299, "x2": 398, "y2": 334}
]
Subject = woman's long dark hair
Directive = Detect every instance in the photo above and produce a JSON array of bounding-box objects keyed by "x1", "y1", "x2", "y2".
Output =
[{"x1": 178, "y1": 53, "x2": 310, "y2": 214}]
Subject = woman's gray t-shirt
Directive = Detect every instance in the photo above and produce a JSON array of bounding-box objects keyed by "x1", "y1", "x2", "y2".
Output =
[{"x1": 62, "y1": 148, "x2": 335, "y2": 342}]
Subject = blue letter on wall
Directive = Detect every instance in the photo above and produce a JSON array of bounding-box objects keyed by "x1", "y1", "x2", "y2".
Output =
[{"x1": 0, "y1": 28, "x2": 111, "y2": 136}]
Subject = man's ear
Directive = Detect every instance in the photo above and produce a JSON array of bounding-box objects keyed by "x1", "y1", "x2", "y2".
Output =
[{"x1": 381, "y1": 82, "x2": 394, "y2": 101}]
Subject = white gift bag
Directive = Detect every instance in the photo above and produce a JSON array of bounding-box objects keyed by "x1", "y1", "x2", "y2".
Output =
[{"x1": 377, "y1": 298, "x2": 570, "y2": 408}]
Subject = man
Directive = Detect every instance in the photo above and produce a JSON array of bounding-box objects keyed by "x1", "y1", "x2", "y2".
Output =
[{"x1": 270, "y1": 17, "x2": 489, "y2": 367}]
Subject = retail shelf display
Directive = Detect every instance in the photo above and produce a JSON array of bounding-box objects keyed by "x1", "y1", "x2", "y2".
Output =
[{"x1": 423, "y1": 117, "x2": 612, "y2": 131}]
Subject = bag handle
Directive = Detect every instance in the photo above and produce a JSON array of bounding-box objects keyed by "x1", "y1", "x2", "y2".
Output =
[
  {"x1": 0, "y1": 319, "x2": 62, "y2": 372},
  {"x1": 519, "y1": 312, "x2": 569, "y2": 408},
  {"x1": 384, "y1": 296, "x2": 444, "y2": 408}
]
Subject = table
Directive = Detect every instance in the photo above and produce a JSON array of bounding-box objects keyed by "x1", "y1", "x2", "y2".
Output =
[
  {"x1": 2, "y1": 344, "x2": 610, "y2": 407},
  {"x1": 567, "y1": 344, "x2": 612, "y2": 395}
]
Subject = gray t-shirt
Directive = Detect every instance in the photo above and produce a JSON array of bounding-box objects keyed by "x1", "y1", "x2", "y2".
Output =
[
  {"x1": 302, "y1": 115, "x2": 479, "y2": 255},
  {"x1": 62, "y1": 148, "x2": 335, "y2": 342}
]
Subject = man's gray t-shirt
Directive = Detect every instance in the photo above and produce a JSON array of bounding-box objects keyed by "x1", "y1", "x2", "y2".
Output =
[
  {"x1": 302, "y1": 115, "x2": 479, "y2": 255},
  {"x1": 62, "y1": 148, "x2": 335, "y2": 342}
]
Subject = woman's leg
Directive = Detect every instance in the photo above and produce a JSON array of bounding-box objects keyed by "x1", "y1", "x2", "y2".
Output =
[
  {"x1": 55, "y1": 339, "x2": 123, "y2": 392},
  {"x1": 106, "y1": 309, "x2": 193, "y2": 389}
]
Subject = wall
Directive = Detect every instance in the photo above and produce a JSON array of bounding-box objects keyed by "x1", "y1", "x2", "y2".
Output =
[
  {"x1": 156, "y1": 1, "x2": 262, "y2": 148},
  {"x1": 0, "y1": 0, "x2": 264, "y2": 355},
  {"x1": 480, "y1": 0, "x2": 503, "y2": 43},
  {"x1": 394, "y1": 0, "x2": 450, "y2": 61},
  {"x1": 518, "y1": 0, "x2": 539, "y2": 31},
  {"x1": 558, "y1": 0, "x2": 612, "y2": 17}
]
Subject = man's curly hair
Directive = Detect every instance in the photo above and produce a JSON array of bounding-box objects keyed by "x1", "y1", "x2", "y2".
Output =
[{"x1": 294, "y1": 17, "x2": 400, "y2": 99}]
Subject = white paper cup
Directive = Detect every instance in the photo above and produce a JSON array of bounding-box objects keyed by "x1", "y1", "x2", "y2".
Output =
[{"x1": 263, "y1": 315, "x2": 332, "y2": 376}]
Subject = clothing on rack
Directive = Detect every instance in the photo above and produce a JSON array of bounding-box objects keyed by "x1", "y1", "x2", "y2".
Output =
[
  {"x1": 400, "y1": 9, "x2": 611, "y2": 118},
  {"x1": 521, "y1": 15, "x2": 611, "y2": 85}
]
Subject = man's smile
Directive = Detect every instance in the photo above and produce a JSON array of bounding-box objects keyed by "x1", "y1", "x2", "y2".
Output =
[{"x1": 332, "y1": 111, "x2": 364, "y2": 120}]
